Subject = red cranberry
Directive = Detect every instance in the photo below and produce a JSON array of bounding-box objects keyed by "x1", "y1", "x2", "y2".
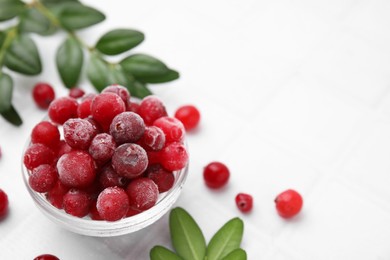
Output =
[
  {"x1": 160, "y1": 142, "x2": 188, "y2": 171},
  {"x1": 57, "y1": 150, "x2": 96, "y2": 188},
  {"x1": 63, "y1": 118, "x2": 97, "y2": 150},
  {"x1": 55, "y1": 140, "x2": 72, "y2": 158},
  {"x1": 203, "y1": 162, "x2": 230, "y2": 189},
  {"x1": 34, "y1": 254, "x2": 59, "y2": 260},
  {"x1": 89, "y1": 133, "x2": 116, "y2": 163},
  {"x1": 69, "y1": 87, "x2": 85, "y2": 99},
  {"x1": 31, "y1": 121, "x2": 60, "y2": 148},
  {"x1": 91, "y1": 92, "x2": 126, "y2": 132},
  {"x1": 0, "y1": 189, "x2": 9, "y2": 219},
  {"x1": 126, "y1": 178, "x2": 158, "y2": 211},
  {"x1": 109, "y1": 112, "x2": 145, "y2": 144},
  {"x1": 48, "y1": 97, "x2": 78, "y2": 125},
  {"x1": 102, "y1": 84, "x2": 130, "y2": 106},
  {"x1": 275, "y1": 189, "x2": 303, "y2": 218},
  {"x1": 235, "y1": 193, "x2": 253, "y2": 213},
  {"x1": 147, "y1": 150, "x2": 162, "y2": 165},
  {"x1": 63, "y1": 189, "x2": 91, "y2": 218},
  {"x1": 29, "y1": 164, "x2": 58, "y2": 193},
  {"x1": 46, "y1": 180, "x2": 69, "y2": 209},
  {"x1": 127, "y1": 101, "x2": 139, "y2": 113},
  {"x1": 77, "y1": 94, "x2": 96, "y2": 119},
  {"x1": 139, "y1": 126, "x2": 165, "y2": 151},
  {"x1": 111, "y1": 143, "x2": 148, "y2": 179},
  {"x1": 98, "y1": 164, "x2": 127, "y2": 189},
  {"x1": 97, "y1": 187, "x2": 129, "y2": 221},
  {"x1": 174, "y1": 105, "x2": 201, "y2": 131},
  {"x1": 24, "y1": 143, "x2": 55, "y2": 170},
  {"x1": 32, "y1": 82, "x2": 55, "y2": 109},
  {"x1": 145, "y1": 164, "x2": 174, "y2": 193},
  {"x1": 89, "y1": 199, "x2": 103, "y2": 220},
  {"x1": 153, "y1": 116, "x2": 185, "y2": 143},
  {"x1": 137, "y1": 96, "x2": 167, "y2": 125},
  {"x1": 126, "y1": 208, "x2": 141, "y2": 217}
]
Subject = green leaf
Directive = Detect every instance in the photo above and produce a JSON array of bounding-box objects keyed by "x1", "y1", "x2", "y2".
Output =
[
  {"x1": 87, "y1": 53, "x2": 109, "y2": 92},
  {"x1": 120, "y1": 54, "x2": 169, "y2": 78},
  {"x1": 41, "y1": 0, "x2": 79, "y2": 7},
  {"x1": 127, "y1": 80, "x2": 152, "y2": 99},
  {"x1": 106, "y1": 65, "x2": 131, "y2": 87},
  {"x1": 221, "y1": 248, "x2": 247, "y2": 260},
  {"x1": 206, "y1": 218, "x2": 244, "y2": 260},
  {"x1": 0, "y1": 73, "x2": 13, "y2": 113},
  {"x1": 0, "y1": 0, "x2": 25, "y2": 22},
  {"x1": 137, "y1": 69, "x2": 179, "y2": 84},
  {"x1": 0, "y1": 31, "x2": 5, "y2": 48},
  {"x1": 0, "y1": 104, "x2": 22, "y2": 126},
  {"x1": 169, "y1": 207, "x2": 206, "y2": 260},
  {"x1": 56, "y1": 36, "x2": 83, "y2": 88},
  {"x1": 150, "y1": 246, "x2": 182, "y2": 260},
  {"x1": 19, "y1": 8, "x2": 56, "y2": 35},
  {"x1": 96, "y1": 29, "x2": 144, "y2": 55},
  {"x1": 5, "y1": 34, "x2": 42, "y2": 75},
  {"x1": 56, "y1": 2, "x2": 105, "y2": 30}
]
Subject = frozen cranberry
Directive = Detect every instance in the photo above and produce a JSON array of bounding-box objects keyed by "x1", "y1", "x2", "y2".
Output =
[
  {"x1": 77, "y1": 94, "x2": 96, "y2": 119},
  {"x1": 57, "y1": 150, "x2": 96, "y2": 188},
  {"x1": 0, "y1": 189, "x2": 9, "y2": 219},
  {"x1": 89, "y1": 133, "x2": 116, "y2": 163},
  {"x1": 112, "y1": 143, "x2": 148, "y2": 179},
  {"x1": 63, "y1": 189, "x2": 91, "y2": 218},
  {"x1": 98, "y1": 164, "x2": 127, "y2": 189},
  {"x1": 153, "y1": 116, "x2": 185, "y2": 143},
  {"x1": 31, "y1": 121, "x2": 60, "y2": 148},
  {"x1": 174, "y1": 105, "x2": 201, "y2": 131},
  {"x1": 102, "y1": 84, "x2": 130, "y2": 106},
  {"x1": 235, "y1": 193, "x2": 253, "y2": 213},
  {"x1": 140, "y1": 126, "x2": 165, "y2": 151},
  {"x1": 127, "y1": 101, "x2": 139, "y2": 113},
  {"x1": 97, "y1": 187, "x2": 129, "y2": 221},
  {"x1": 24, "y1": 143, "x2": 55, "y2": 170},
  {"x1": 34, "y1": 254, "x2": 59, "y2": 260},
  {"x1": 55, "y1": 140, "x2": 72, "y2": 158},
  {"x1": 91, "y1": 92, "x2": 126, "y2": 132},
  {"x1": 29, "y1": 164, "x2": 58, "y2": 193},
  {"x1": 46, "y1": 180, "x2": 69, "y2": 209},
  {"x1": 275, "y1": 189, "x2": 303, "y2": 218},
  {"x1": 147, "y1": 150, "x2": 162, "y2": 165},
  {"x1": 109, "y1": 112, "x2": 145, "y2": 144},
  {"x1": 137, "y1": 96, "x2": 167, "y2": 125},
  {"x1": 145, "y1": 164, "x2": 174, "y2": 193},
  {"x1": 63, "y1": 118, "x2": 97, "y2": 150},
  {"x1": 69, "y1": 87, "x2": 85, "y2": 99},
  {"x1": 160, "y1": 142, "x2": 188, "y2": 171},
  {"x1": 126, "y1": 178, "x2": 158, "y2": 211},
  {"x1": 203, "y1": 162, "x2": 230, "y2": 189},
  {"x1": 126, "y1": 208, "x2": 141, "y2": 217},
  {"x1": 48, "y1": 97, "x2": 78, "y2": 125},
  {"x1": 32, "y1": 82, "x2": 55, "y2": 109},
  {"x1": 85, "y1": 116, "x2": 102, "y2": 133},
  {"x1": 89, "y1": 199, "x2": 103, "y2": 220}
]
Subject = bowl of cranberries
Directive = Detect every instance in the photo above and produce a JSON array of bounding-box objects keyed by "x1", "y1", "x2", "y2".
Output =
[{"x1": 21, "y1": 85, "x2": 189, "y2": 237}]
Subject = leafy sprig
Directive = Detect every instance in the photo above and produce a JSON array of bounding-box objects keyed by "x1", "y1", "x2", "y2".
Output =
[
  {"x1": 150, "y1": 207, "x2": 247, "y2": 260},
  {"x1": 0, "y1": 0, "x2": 179, "y2": 126}
]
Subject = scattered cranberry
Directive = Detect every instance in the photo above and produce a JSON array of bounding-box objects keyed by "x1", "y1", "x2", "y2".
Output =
[
  {"x1": 153, "y1": 116, "x2": 185, "y2": 143},
  {"x1": 203, "y1": 162, "x2": 230, "y2": 189},
  {"x1": 34, "y1": 254, "x2": 59, "y2": 260},
  {"x1": 32, "y1": 83, "x2": 55, "y2": 109},
  {"x1": 139, "y1": 126, "x2": 165, "y2": 151},
  {"x1": 63, "y1": 118, "x2": 97, "y2": 150},
  {"x1": 102, "y1": 84, "x2": 130, "y2": 106},
  {"x1": 31, "y1": 121, "x2": 60, "y2": 148},
  {"x1": 91, "y1": 92, "x2": 126, "y2": 132},
  {"x1": 137, "y1": 96, "x2": 167, "y2": 125},
  {"x1": 48, "y1": 97, "x2": 78, "y2": 125},
  {"x1": 160, "y1": 142, "x2": 188, "y2": 171},
  {"x1": 97, "y1": 187, "x2": 129, "y2": 221},
  {"x1": 109, "y1": 112, "x2": 145, "y2": 144},
  {"x1": 174, "y1": 105, "x2": 201, "y2": 131},
  {"x1": 275, "y1": 189, "x2": 303, "y2": 218},
  {"x1": 46, "y1": 180, "x2": 69, "y2": 209},
  {"x1": 24, "y1": 143, "x2": 55, "y2": 170},
  {"x1": 89, "y1": 133, "x2": 116, "y2": 164},
  {"x1": 235, "y1": 193, "x2": 253, "y2": 213},
  {"x1": 77, "y1": 94, "x2": 96, "y2": 118},
  {"x1": 127, "y1": 178, "x2": 158, "y2": 211},
  {"x1": 69, "y1": 87, "x2": 85, "y2": 99},
  {"x1": 111, "y1": 143, "x2": 148, "y2": 179},
  {"x1": 0, "y1": 189, "x2": 9, "y2": 219},
  {"x1": 29, "y1": 164, "x2": 58, "y2": 193},
  {"x1": 63, "y1": 189, "x2": 91, "y2": 218},
  {"x1": 145, "y1": 164, "x2": 174, "y2": 193}
]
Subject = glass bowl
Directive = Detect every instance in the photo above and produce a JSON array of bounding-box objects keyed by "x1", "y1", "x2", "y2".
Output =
[{"x1": 21, "y1": 137, "x2": 189, "y2": 237}]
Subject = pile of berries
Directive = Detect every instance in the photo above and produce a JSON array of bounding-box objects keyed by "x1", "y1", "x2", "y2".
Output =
[{"x1": 24, "y1": 85, "x2": 189, "y2": 221}]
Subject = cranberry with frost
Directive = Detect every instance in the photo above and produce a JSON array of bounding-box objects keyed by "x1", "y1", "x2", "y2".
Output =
[
  {"x1": 24, "y1": 143, "x2": 55, "y2": 170},
  {"x1": 77, "y1": 94, "x2": 96, "y2": 119},
  {"x1": 109, "y1": 111, "x2": 145, "y2": 144},
  {"x1": 112, "y1": 143, "x2": 148, "y2": 179},
  {"x1": 203, "y1": 162, "x2": 230, "y2": 189},
  {"x1": 63, "y1": 118, "x2": 97, "y2": 150},
  {"x1": 63, "y1": 189, "x2": 91, "y2": 218},
  {"x1": 69, "y1": 87, "x2": 85, "y2": 99},
  {"x1": 55, "y1": 140, "x2": 72, "y2": 158},
  {"x1": 34, "y1": 254, "x2": 59, "y2": 260},
  {"x1": 0, "y1": 189, "x2": 9, "y2": 219},
  {"x1": 31, "y1": 121, "x2": 60, "y2": 148},
  {"x1": 98, "y1": 164, "x2": 127, "y2": 189},
  {"x1": 160, "y1": 142, "x2": 188, "y2": 171},
  {"x1": 89, "y1": 199, "x2": 103, "y2": 220},
  {"x1": 91, "y1": 92, "x2": 126, "y2": 132},
  {"x1": 140, "y1": 126, "x2": 165, "y2": 151},
  {"x1": 97, "y1": 187, "x2": 129, "y2": 221},
  {"x1": 102, "y1": 84, "x2": 130, "y2": 106},
  {"x1": 153, "y1": 116, "x2": 185, "y2": 143},
  {"x1": 126, "y1": 178, "x2": 158, "y2": 211},
  {"x1": 46, "y1": 180, "x2": 69, "y2": 209},
  {"x1": 174, "y1": 105, "x2": 201, "y2": 131},
  {"x1": 89, "y1": 133, "x2": 116, "y2": 163},
  {"x1": 145, "y1": 164, "x2": 174, "y2": 193},
  {"x1": 29, "y1": 164, "x2": 58, "y2": 193},
  {"x1": 275, "y1": 189, "x2": 303, "y2": 218},
  {"x1": 235, "y1": 193, "x2": 253, "y2": 213},
  {"x1": 57, "y1": 150, "x2": 96, "y2": 188},
  {"x1": 32, "y1": 82, "x2": 55, "y2": 109},
  {"x1": 137, "y1": 96, "x2": 167, "y2": 125},
  {"x1": 127, "y1": 101, "x2": 139, "y2": 113},
  {"x1": 48, "y1": 97, "x2": 78, "y2": 125}
]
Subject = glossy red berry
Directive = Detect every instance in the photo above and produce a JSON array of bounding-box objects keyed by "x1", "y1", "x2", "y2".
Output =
[
  {"x1": 48, "y1": 97, "x2": 78, "y2": 125},
  {"x1": 137, "y1": 96, "x2": 167, "y2": 125},
  {"x1": 46, "y1": 180, "x2": 69, "y2": 209},
  {"x1": 31, "y1": 121, "x2": 60, "y2": 148},
  {"x1": 32, "y1": 83, "x2": 55, "y2": 109},
  {"x1": 29, "y1": 164, "x2": 58, "y2": 193},
  {"x1": 97, "y1": 187, "x2": 129, "y2": 221},
  {"x1": 235, "y1": 193, "x2": 253, "y2": 213},
  {"x1": 111, "y1": 143, "x2": 148, "y2": 179},
  {"x1": 160, "y1": 142, "x2": 188, "y2": 171},
  {"x1": 0, "y1": 189, "x2": 9, "y2": 219},
  {"x1": 174, "y1": 105, "x2": 201, "y2": 131},
  {"x1": 77, "y1": 94, "x2": 96, "y2": 119},
  {"x1": 203, "y1": 162, "x2": 230, "y2": 189},
  {"x1": 275, "y1": 189, "x2": 303, "y2": 218},
  {"x1": 24, "y1": 143, "x2": 55, "y2": 170},
  {"x1": 126, "y1": 178, "x2": 158, "y2": 211},
  {"x1": 153, "y1": 116, "x2": 185, "y2": 143},
  {"x1": 102, "y1": 84, "x2": 130, "y2": 106},
  {"x1": 34, "y1": 254, "x2": 59, "y2": 260},
  {"x1": 69, "y1": 87, "x2": 85, "y2": 99},
  {"x1": 63, "y1": 189, "x2": 91, "y2": 218},
  {"x1": 91, "y1": 92, "x2": 126, "y2": 132}
]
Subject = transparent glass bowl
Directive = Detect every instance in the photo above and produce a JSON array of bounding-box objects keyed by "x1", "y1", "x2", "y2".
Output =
[{"x1": 21, "y1": 138, "x2": 189, "y2": 237}]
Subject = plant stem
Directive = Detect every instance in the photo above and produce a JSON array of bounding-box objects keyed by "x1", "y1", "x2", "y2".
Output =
[{"x1": 0, "y1": 27, "x2": 17, "y2": 69}]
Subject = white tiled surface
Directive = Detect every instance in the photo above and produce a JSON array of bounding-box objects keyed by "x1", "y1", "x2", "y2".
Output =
[{"x1": 1, "y1": 0, "x2": 390, "y2": 259}]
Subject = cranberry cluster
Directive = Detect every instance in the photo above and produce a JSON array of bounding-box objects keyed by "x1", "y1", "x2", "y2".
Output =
[{"x1": 24, "y1": 85, "x2": 189, "y2": 221}]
